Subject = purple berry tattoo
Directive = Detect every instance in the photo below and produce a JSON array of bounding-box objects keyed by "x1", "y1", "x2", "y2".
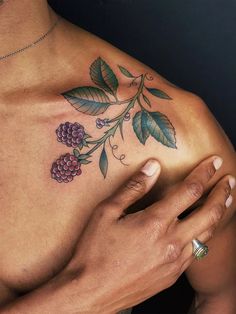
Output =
[
  {"x1": 51, "y1": 153, "x2": 82, "y2": 183},
  {"x1": 95, "y1": 118, "x2": 110, "y2": 129},
  {"x1": 56, "y1": 122, "x2": 90, "y2": 150},
  {"x1": 56, "y1": 122, "x2": 85, "y2": 148},
  {"x1": 124, "y1": 112, "x2": 131, "y2": 121},
  {"x1": 51, "y1": 57, "x2": 176, "y2": 183}
]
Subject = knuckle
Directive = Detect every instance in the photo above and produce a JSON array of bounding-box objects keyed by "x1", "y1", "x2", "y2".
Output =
[
  {"x1": 125, "y1": 177, "x2": 146, "y2": 194},
  {"x1": 209, "y1": 203, "x2": 225, "y2": 226},
  {"x1": 144, "y1": 215, "x2": 166, "y2": 238},
  {"x1": 104, "y1": 198, "x2": 120, "y2": 210},
  {"x1": 164, "y1": 241, "x2": 182, "y2": 263},
  {"x1": 152, "y1": 218, "x2": 166, "y2": 235},
  {"x1": 223, "y1": 184, "x2": 231, "y2": 199},
  {"x1": 186, "y1": 180, "x2": 204, "y2": 199},
  {"x1": 205, "y1": 228, "x2": 214, "y2": 241},
  {"x1": 205, "y1": 163, "x2": 216, "y2": 181},
  {"x1": 96, "y1": 198, "x2": 119, "y2": 219},
  {"x1": 98, "y1": 199, "x2": 108, "y2": 209},
  {"x1": 96, "y1": 202, "x2": 109, "y2": 218}
]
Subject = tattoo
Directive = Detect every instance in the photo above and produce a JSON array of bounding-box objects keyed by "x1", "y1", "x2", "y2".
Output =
[{"x1": 51, "y1": 57, "x2": 176, "y2": 183}]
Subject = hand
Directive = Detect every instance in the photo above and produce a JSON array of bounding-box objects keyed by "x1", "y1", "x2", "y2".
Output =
[
  {"x1": 1, "y1": 156, "x2": 234, "y2": 314},
  {"x1": 59, "y1": 156, "x2": 234, "y2": 314}
]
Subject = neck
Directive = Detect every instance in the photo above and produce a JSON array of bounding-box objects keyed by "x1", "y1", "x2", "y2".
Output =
[
  {"x1": 0, "y1": 0, "x2": 62, "y2": 95},
  {"x1": 0, "y1": 0, "x2": 55, "y2": 57}
]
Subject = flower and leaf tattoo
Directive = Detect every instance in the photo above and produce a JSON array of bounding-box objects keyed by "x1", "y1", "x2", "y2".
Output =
[{"x1": 51, "y1": 57, "x2": 177, "y2": 183}]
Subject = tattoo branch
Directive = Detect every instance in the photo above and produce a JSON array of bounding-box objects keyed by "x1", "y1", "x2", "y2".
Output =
[{"x1": 51, "y1": 57, "x2": 176, "y2": 183}]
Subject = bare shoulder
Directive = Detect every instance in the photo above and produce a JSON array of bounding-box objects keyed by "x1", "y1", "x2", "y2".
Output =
[
  {"x1": 63, "y1": 18, "x2": 233, "y2": 146},
  {"x1": 61, "y1": 18, "x2": 236, "y2": 206}
]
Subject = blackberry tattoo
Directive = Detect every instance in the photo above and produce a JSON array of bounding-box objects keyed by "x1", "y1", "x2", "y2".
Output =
[
  {"x1": 56, "y1": 122, "x2": 87, "y2": 149},
  {"x1": 51, "y1": 153, "x2": 81, "y2": 183},
  {"x1": 51, "y1": 57, "x2": 176, "y2": 183}
]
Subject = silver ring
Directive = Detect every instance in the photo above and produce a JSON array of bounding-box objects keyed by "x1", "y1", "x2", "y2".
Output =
[{"x1": 192, "y1": 239, "x2": 209, "y2": 260}]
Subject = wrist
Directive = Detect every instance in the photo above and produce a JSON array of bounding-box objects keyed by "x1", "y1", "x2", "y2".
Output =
[
  {"x1": 0, "y1": 268, "x2": 106, "y2": 314},
  {"x1": 56, "y1": 267, "x2": 114, "y2": 314}
]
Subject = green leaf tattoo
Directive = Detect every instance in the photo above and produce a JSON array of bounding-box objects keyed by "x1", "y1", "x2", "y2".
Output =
[
  {"x1": 146, "y1": 87, "x2": 172, "y2": 100},
  {"x1": 144, "y1": 111, "x2": 176, "y2": 148},
  {"x1": 99, "y1": 147, "x2": 108, "y2": 178},
  {"x1": 62, "y1": 86, "x2": 111, "y2": 116},
  {"x1": 132, "y1": 110, "x2": 150, "y2": 145},
  {"x1": 51, "y1": 58, "x2": 176, "y2": 183},
  {"x1": 142, "y1": 94, "x2": 151, "y2": 107},
  {"x1": 118, "y1": 65, "x2": 135, "y2": 78},
  {"x1": 90, "y1": 57, "x2": 118, "y2": 97}
]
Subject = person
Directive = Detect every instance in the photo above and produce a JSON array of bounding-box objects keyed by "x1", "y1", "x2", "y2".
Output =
[
  {"x1": 0, "y1": 1, "x2": 235, "y2": 313},
  {"x1": 0, "y1": 156, "x2": 234, "y2": 314}
]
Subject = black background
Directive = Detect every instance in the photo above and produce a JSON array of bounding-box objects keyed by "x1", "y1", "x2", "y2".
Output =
[{"x1": 48, "y1": 1, "x2": 236, "y2": 313}]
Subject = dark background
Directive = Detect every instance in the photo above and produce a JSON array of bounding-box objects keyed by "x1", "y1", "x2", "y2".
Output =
[{"x1": 48, "y1": 1, "x2": 236, "y2": 313}]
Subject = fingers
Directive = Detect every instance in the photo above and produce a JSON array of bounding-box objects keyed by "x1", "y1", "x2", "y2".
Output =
[
  {"x1": 147, "y1": 155, "x2": 223, "y2": 224},
  {"x1": 176, "y1": 174, "x2": 235, "y2": 245},
  {"x1": 106, "y1": 159, "x2": 161, "y2": 217},
  {"x1": 179, "y1": 225, "x2": 215, "y2": 271},
  {"x1": 179, "y1": 222, "x2": 223, "y2": 273},
  {"x1": 177, "y1": 219, "x2": 221, "y2": 271}
]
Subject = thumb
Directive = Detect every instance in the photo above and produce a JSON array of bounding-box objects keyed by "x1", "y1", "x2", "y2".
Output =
[{"x1": 107, "y1": 159, "x2": 161, "y2": 216}]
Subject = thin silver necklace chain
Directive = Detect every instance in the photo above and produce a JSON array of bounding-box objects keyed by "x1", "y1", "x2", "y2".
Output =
[{"x1": 0, "y1": 16, "x2": 61, "y2": 61}]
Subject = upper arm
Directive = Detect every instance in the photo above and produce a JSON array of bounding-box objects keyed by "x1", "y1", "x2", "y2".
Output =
[
  {"x1": 142, "y1": 79, "x2": 236, "y2": 296},
  {"x1": 183, "y1": 94, "x2": 236, "y2": 228},
  {"x1": 103, "y1": 47, "x2": 236, "y2": 297},
  {"x1": 181, "y1": 95, "x2": 236, "y2": 298}
]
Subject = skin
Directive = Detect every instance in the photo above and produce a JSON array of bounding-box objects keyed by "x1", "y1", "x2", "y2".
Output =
[
  {"x1": 0, "y1": 157, "x2": 234, "y2": 314},
  {"x1": 0, "y1": 0, "x2": 235, "y2": 312}
]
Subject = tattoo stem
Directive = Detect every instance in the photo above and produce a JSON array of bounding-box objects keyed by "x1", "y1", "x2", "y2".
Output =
[
  {"x1": 108, "y1": 74, "x2": 146, "y2": 123},
  {"x1": 86, "y1": 74, "x2": 146, "y2": 155},
  {"x1": 109, "y1": 97, "x2": 134, "y2": 105}
]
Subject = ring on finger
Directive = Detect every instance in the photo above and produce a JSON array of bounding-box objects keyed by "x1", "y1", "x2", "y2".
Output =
[{"x1": 192, "y1": 238, "x2": 209, "y2": 260}]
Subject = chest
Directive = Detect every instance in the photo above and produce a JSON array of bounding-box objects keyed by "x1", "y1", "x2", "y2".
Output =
[
  {"x1": 0, "y1": 96, "x2": 184, "y2": 298},
  {"x1": 0, "y1": 104, "x2": 122, "y2": 293},
  {"x1": 0, "y1": 101, "x2": 104, "y2": 294}
]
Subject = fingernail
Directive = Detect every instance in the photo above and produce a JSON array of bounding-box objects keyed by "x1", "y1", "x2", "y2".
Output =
[
  {"x1": 225, "y1": 195, "x2": 233, "y2": 208},
  {"x1": 229, "y1": 176, "x2": 236, "y2": 190},
  {"x1": 213, "y1": 157, "x2": 223, "y2": 170},
  {"x1": 141, "y1": 160, "x2": 160, "y2": 177}
]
